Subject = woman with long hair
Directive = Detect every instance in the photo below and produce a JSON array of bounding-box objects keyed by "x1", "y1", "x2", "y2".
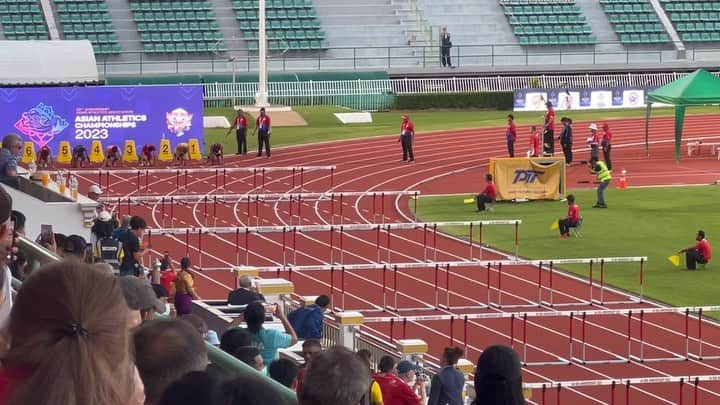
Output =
[
  {"x1": 173, "y1": 257, "x2": 200, "y2": 315},
  {"x1": 0, "y1": 260, "x2": 140, "y2": 405}
]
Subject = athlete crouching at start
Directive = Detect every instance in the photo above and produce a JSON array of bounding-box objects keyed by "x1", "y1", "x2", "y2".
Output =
[
  {"x1": 36, "y1": 145, "x2": 53, "y2": 169},
  {"x1": 140, "y1": 144, "x2": 156, "y2": 167},
  {"x1": 174, "y1": 142, "x2": 190, "y2": 165},
  {"x1": 103, "y1": 145, "x2": 121, "y2": 168},
  {"x1": 71, "y1": 144, "x2": 89, "y2": 168},
  {"x1": 207, "y1": 143, "x2": 224, "y2": 165}
]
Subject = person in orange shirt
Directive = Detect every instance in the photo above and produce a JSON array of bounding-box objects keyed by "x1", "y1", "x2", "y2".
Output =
[
  {"x1": 398, "y1": 114, "x2": 415, "y2": 162},
  {"x1": 558, "y1": 194, "x2": 580, "y2": 239},
  {"x1": 601, "y1": 122, "x2": 613, "y2": 170},
  {"x1": 173, "y1": 257, "x2": 201, "y2": 315},
  {"x1": 679, "y1": 230, "x2": 712, "y2": 270},
  {"x1": 529, "y1": 126, "x2": 541, "y2": 157}
]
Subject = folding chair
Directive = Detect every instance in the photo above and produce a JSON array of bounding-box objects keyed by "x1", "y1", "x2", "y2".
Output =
[{"x1": 569, "y1": 217, "x2": 583, "y2": 238}]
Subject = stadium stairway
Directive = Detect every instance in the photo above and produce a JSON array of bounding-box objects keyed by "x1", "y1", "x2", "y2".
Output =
[
  {"x1": 575, "y1": 0, "x2": 623, "y2": 52},
  {"x1": 105, "y1": 0, "x2": 144, "y2": 53},
  {"x1": 209, "y1": 0, "x2": 245, "y2": 53}
]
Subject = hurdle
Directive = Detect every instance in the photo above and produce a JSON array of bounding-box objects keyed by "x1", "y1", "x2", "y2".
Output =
[
  {"x1": 362, "y1": 305, "x2": 720, "y2": 366},
  {"x1": 74, "y1": 165, "x2": 336, "y2": 194}
]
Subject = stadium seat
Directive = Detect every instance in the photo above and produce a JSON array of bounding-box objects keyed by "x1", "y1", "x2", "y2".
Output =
[{"x1": 501, "y1": 0, "x2": 595, "y2": 46}]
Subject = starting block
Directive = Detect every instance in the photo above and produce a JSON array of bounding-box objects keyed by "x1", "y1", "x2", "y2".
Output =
[
  {"x1": 21, "y1": 141, "x2": 36, "y2": 164},
  {"x1": 89, "y1": 140, "x2": 104, "y2": 163},
  {"x1": 123, "y1": 140, "x2": 138, "y2": 163},
  {"x1": 57, "y1": 141, "x2": 72, "y2": 164}
]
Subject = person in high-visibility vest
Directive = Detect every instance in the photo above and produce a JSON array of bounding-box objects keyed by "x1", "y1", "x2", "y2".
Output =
[{"x1": 589, "y1": 156, "x2": 611, "y2": 208}]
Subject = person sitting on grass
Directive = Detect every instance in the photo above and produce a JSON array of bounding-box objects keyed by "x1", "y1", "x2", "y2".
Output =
[
  {"x1": 174, "y1": 143, "x2": 190, "y2": 165},
  {"x1": 207, "y1": 143, "x2": 224, "y2": 166},
  {"x1": 558, "y1": 194, "x2": 580, "y2": 239},
  {"x1": 679, "y1": 230, "x2": 712, "y2": 270},
  {"x1": 476, "y1": 173, "x2": 497, "y2": 212}
]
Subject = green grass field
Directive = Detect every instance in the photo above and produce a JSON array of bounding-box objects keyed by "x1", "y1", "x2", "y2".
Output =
[
  {"x1": 411, "y1": 186, "x2": 720, "y2": 307},
  {"x1": 202, "y1": 105, "x2": 719, "y2": 151}
]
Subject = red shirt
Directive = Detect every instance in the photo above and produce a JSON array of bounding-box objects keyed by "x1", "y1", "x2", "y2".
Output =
[
  {"x1": 482, "y1": 182, "x2": 497, "y2": 200},
  {"x1": 568, "y1": 203, "x2": 580, "y2": 223},
  {"x1": 160, "y1": 271, "x2": 176, "y2": 294},
  {"x1": 256, "y1": 115, "x2": 271, "y2": 131},
  {"x1": 401, "y1": 120, "x2": 415, "y2": 136},
  {"x1": 0, "y1": 367, "x2": 30, "y2": 404},
  {"x1": 589, "y1": 132, "x2": 600, "y2": 146},
  {"x1": 545, "y1": 107, "x2": 555, "y2": 131},
  {"x1": 695, "y1": 239, "x2": 712, "y2": 261},
  {"x1": 507, "y1": 121, "x2": 517, "y2": 143},
  {"x1": 602, "y1": 129, "x2": 612, "y2": 145},
  {"x1": 296, "y1": 367, "x2": 306, "y2": 396},
  {"x1": 530, "y1": 131, "x2": 541, "y2": 155},
  {"x1": 234, "y1": 115, "x2": 247, "y2": 129},
  {"x1": 374, "y1": 373, "x2": 421, "y2": 405}
]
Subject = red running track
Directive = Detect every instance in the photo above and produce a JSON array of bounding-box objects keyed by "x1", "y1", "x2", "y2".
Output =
[{"x1": 71, "y1": 114, "x2": 720, "y2": 404}]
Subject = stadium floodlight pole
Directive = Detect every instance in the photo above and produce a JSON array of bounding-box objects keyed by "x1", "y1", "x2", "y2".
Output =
[{"x1": 255, "y1": 0, "x2": 269, "y2": 107}]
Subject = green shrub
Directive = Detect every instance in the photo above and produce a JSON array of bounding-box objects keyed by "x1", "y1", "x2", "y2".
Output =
[{"x1": 393, "y1": 92, "x2": 513, "y2": 110}]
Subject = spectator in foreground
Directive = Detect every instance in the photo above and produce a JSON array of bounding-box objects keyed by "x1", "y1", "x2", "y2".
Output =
[
  {"x1": 374, "y1": 356, "x2": 425, "y2": 405},
  {"x1": 288, "y1": 294, "x2": 330, "y2": 339},
  {"x1": 356, "y1": 349, "x2": 384, "y2": 405},
  {"x1": 234, "y1": 346, "x2": 264, "y2": 372},
  {"x1": 220, "y1": 328, "x2": 254, "y2": 355},
  {"x1": 134, "y1": 319, "x2": 208, "y2": 405},
  {"x1": 9, "y1": 211, "x2": 24, "y2": 236},
  {"x1": 180, "y1": 314, "x2": 220, "y2": 346},
  {"x1": 0, "y1": 134, "x2": 21, "y2": 177},
  {"x1": 295, "y1": 338, "x2": 322, "y2": 396},
  {"x1": 173, "y1": 257, "x2": 200, "y2": 315},
  {"x1": 227, "y1": 275, "x2": 265, "y2": 305},
  {"x1": 243, "y1": 301, "x2": 297, "y2": 367},
  {"x1": 0, "y1": 261, "x2": 138, "y2": 404},
  {"x1": 119, "y1": 276, "x2": 167, "y2": 323},
  {"x1": 299, "y1": 345, "x2": 370, "y2": 405},
  {"x1": 159, "y1": 370, "x2": 295, "y2": 405},
  {"x1": 268, "y1": 358, "x2": 299, "y2": 389},
  {"x1": 62, "y1": 234, "x2": 89, "y2": 262},
  {"x1": 428, "y1": 346, "x2": 465, "y2": 405},
  {"x1": 473, "y1": 345, "x2": 525, "y2": 405},
  {"x1": 0, "y1": 187, "x2": 15, "y2": 337}
]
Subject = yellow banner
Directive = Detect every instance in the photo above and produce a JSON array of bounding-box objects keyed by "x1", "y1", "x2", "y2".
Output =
[{"x1": 491, "y1": 157, "x2": 565, "y2": 201}]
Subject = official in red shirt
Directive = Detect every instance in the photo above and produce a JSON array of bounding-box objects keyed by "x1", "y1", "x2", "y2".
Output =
[
  {"x1": 398, "y1": 114, "x2": 415, "y2": 162},
  {"x1": 558, "y1": 194, "x2": 580, "y2": 238},
  {"x1": 226, "y1": 109, "x2": 248, "y2": 155},
  {"x1": 529, "y1": 125, "x2": 541, "y2": 157},
  {"x1": 374, "y1": 356, "x2": 425, "y2": 405},
  {"x1": 476, "y1": 173, "x2": 497, "y2": 212},
  {"x1": 506, "y1": 114, "x2": 517, "y2": 157},
  {"x1": 543, "y1": 101, "x2": 555, "y2": 156},
  {"x1": 679, "y1": 230, "x2": 712, "y2": 270},
  {"x1": 601, "y1": 123, "x2": 613, "y2": 170},
  {"x1": 252, "y1": 107, "x2": 271, "y2": 158}
]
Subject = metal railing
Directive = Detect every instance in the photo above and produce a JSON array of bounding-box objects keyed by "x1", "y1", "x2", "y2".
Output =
[{"x1": 95, "y1": 43, "x2": 720, "y2": 76}]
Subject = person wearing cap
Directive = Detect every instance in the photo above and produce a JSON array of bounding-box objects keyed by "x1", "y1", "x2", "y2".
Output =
[
  {"x1": 679, "y1": 230, "x2": 712, "y2": 270},
  {"x1": 506, "y1": 114, "x2": 517, "y2": 157},
  {"x1": 119, "y1": 276, "x2": 167, "y2": 323},
  {"x1": 227, "y1": 109, "x2": 248, "y2": 155},
  {"x1": 473, "y1": 345, "x2": 525, "y2": 405},
  {"x1": 253, "y1": 107, "x2": 272, "y2": 158},
  {"x1": 587, "y1": 123, "x2": 600, "y2": 161},
  {"x1": 601, "y1": 122, "x2": 613, "y2": 170},
  {"x1": 542, "y1": 101, "x2": 555, "y2": 156},
  {"x1": 559, "y1": 117, "x2": 573, "y2": 166},
  {"x1": 0, "y1": 134, "x2": 22, "y2": 177},
  {"x1": 88, "y1": 184, "x2": 103, "y2": 201},
  {"x1": 398, "y1": 115, "x2": 415, "y2": 163},
  {"x1": 589, "y1": 156, "x2": 611, "y2": 208},
  {"x1": 90, "y1": 210, "x2": 116, "y2": 260},
  {"x1": 227, "y1": 275, "x2": 265, "y2": 306},
  {"x1": 374, "y1": 355, "x2": 426, "y2": 405}
]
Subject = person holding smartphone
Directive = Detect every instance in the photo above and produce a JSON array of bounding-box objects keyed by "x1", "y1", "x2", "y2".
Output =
[{"x1": 243, "y1": 300, "x2": 297, "y2": 367}]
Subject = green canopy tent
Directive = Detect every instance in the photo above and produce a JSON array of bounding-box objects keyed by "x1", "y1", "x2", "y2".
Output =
[{"x1": 645, "y1": 69, "x2": 720, "y2": 161}]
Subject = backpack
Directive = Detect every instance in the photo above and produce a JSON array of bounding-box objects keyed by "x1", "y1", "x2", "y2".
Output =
[{"x1": 97, "y1": 237, "x2": 121, "y2": 273}]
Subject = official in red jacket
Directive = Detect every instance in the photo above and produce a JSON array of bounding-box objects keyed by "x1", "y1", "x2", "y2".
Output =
[{"x1": 398, "y1": 115, "x2": 415, "y2": 162}]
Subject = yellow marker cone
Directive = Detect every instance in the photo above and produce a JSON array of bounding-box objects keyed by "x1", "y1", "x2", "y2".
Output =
[
  {"x1": 463, "y1": 198, "x2": 475, "y2": 204},
  {"x1": 550, "y1": 220, "x2": 559, "y2": 230},
  {"x1": 21, "y1": 141, "x2": 36, "y2": 163},
  {"x1": 122, "y1": 140, "x2": 138, "y2": 163},
  {"x1": 188, "y1": 138, "x2": 202, "y2": 160},
  {"x1": 89, "y1": 140, "x2": 105, "y2": 163},
  {"x1": 668, "y1": 255, "x2": 680, "y2": 267},
  {"x1": 57, "y1": 141, "x2": 72, "y2": 164},
  {"x1": 158, "y1": 139, "x2": 173, "y2": 161}
]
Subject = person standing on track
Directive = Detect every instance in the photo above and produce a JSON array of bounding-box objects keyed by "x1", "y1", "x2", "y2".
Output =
[
  {"x1": 253, "y1": 107, "x2": 271, "y2": 158},
  {"x1": 587, "y1": 123, "x2": 600, "y2": 161},
  {"x1": 559, "y1": 117, "x2": 573, "y2": 165},
  {"x1": 506, "y1": 114, "x2": 517, "y2": 157},
  {"x1": 589, "y1": 156, "x2": 611, "y2": 208},
  {"x1": 601, "y1": 122, "x2": 613, "y2": 170},
  {"x1": 529, "y1": 125, "x2": 541, "y2": 158},
  {"x1": 226, "y1": 109, "x2": 248, "y2": 155},
  {"x1": 543, "y1": 101, "x2": 555, "y2": 156},
  {"x1": 679, "y1": 230, "x2": 712, "y2": 270},
  {"x1": 558, "y1": 194, "x2": 580, "y2": 239},
  {"x1": 399, "y1": 114, "x2": 415, "y2": 162}
]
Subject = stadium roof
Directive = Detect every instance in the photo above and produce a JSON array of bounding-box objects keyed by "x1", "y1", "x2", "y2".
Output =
[{"x1": 0, "y1": 40, "x2": 99, "y2": 86}]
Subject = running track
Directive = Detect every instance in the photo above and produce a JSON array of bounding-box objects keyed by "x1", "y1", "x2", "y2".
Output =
[{"x1": 76, "y1": 114, "x2": 720, "y2": 404}]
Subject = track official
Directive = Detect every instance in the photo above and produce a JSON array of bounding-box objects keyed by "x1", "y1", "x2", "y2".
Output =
[
  {"x1": 398, "y1": 114, "x2": 415, "y2": 162},
  {"x1": 589, "y1": 156, "x2": 611, "y2": 208},
  {"x1": 227, "y1": 109, "x2": 248, "y2": 155},
  {"x1": 506, "y1": 114, "x2": 517, "y2": 157},
  {"x1": 253, "y1": 107, "x2": 271, "y2": 158},
  {"x1": 543, "y1": 101, "x2": 555, "y2": 156},
  {"x1": 601, "y1": 123, "x2": 613, "y2": 170}
]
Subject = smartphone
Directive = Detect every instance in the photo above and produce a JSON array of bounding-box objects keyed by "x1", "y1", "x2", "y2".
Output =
[{"x1": 41, "y1": 224, "x2": 53, "y2": 243}]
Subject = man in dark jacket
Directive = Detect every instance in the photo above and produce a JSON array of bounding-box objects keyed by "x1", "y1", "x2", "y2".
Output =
[
  {"x1": 227, "y1": 275, "x2": 265, "y2": 305},
  {"x1": 559, "y1": 117, "x2": 573, "y2": 165},
  {"x1": 288, "y1": 295, "x2": 330, "y2": 339}
]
